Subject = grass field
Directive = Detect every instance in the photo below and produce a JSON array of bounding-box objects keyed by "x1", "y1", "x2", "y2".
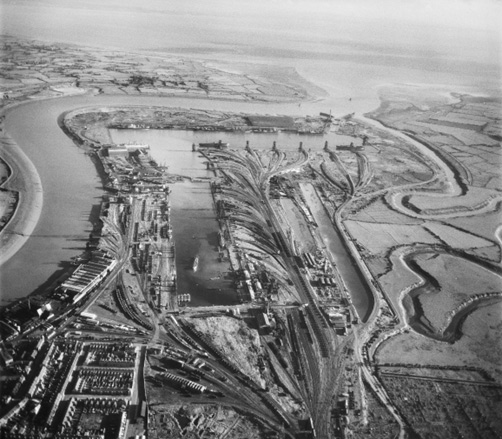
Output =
[
  {"x1": 379, "y1": 249, "x2": 422, "y2": 306},
  {"x1": 444, "y1": 208, "x2": 502, "y2": 242},
  {"x1": 345, "y1": 221, "x2": 437, "y2": 255},
  {"x1": 424, "y1": 222, "x2": 494, "y2": 249},
  {"x1": 350, "y1": 196, "x2": 424, "y2": 225},
  {"x1": 413, "y1": 253, "x2": 502, "y2": 332}
]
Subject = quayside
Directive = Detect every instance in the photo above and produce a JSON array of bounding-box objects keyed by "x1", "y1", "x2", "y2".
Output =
[{"x1": 2, "y1": 95, "x2": 373, "y2": 318}]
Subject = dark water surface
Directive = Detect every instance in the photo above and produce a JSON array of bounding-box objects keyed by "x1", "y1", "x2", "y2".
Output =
[{"x1": 110, "y1": 127, "x2": 358, "y2": 307}]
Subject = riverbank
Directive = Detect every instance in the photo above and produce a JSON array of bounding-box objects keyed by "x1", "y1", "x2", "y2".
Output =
[
  {"x1": 0, "y1": 157, "x2": 17, "y2": 231},
  {"x1": 0, "y1": 129, "x2": 43, "y2": 268}
]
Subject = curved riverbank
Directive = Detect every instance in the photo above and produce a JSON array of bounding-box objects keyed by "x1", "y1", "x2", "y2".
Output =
[
  {"x1": 357, "y1": 115, "x2": 460, "y2": 197},
  {"x1": 358, "y1": 115, "x2": 502, "y2": 221},
  {"x1": 0, "y1": 131, "x2": 43, "y2": 268},
  {"x1": 397, "y1": 247, "x2": 502, "y2": 341},
  {"x1": 0, "y1": 97, "x2": 107, "y2": 304},
  {"x1": 440, "y1": 293, "x2": 502, "y2": 342}
]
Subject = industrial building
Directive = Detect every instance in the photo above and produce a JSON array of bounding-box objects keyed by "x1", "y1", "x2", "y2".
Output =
[{"x1": 61, "y1": 252, "x2": 117, "y2": 303}]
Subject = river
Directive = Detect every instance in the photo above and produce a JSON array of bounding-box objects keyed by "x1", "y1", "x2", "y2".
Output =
[{"x1": 1, "y1": 98, "x2": 104, "y2": 303}]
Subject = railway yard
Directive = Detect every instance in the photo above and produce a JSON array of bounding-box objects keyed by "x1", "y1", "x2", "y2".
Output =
[{"x1": 1, "y1": 92, "x2": 501, "y2": 439}]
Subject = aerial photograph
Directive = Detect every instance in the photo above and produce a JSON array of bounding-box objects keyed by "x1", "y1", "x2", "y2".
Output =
[{"x1": 0, "y1": 0, "x2": 500, "y2": 438}]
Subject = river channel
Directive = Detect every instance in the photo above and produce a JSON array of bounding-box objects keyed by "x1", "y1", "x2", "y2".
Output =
[
  {"x1": 301, "y1": 183, "x2": 373, "y2": 321},
  {"x1": 2, "y1": 94, "x2": 370, "y2": 315}
]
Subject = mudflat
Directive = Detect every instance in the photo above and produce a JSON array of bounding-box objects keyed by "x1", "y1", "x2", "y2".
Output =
[{"x1": 0, "y1": 131, "x2": 43, "y2": 267}]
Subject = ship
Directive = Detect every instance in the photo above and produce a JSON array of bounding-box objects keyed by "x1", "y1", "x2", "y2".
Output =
[
  {"x1": 198, "y1": 140, "x2": 229, "y2": 149},
  {"x1": 192, "y1": 255, "x2": 199, "y2": 272}
]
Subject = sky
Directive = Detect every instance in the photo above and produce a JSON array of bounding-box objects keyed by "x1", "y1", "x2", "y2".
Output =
[{"x1": 1, "y1": 0, "x2": 500, "y2": 44}]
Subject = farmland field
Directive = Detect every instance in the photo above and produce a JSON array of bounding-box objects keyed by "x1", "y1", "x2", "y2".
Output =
[{"x1": 409, "y1": 121, "x2": 498, "y2": 146}]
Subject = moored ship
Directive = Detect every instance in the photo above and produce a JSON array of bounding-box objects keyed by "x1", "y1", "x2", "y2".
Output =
[{"x1": 198, "y1": 140, "x2": 229, "y2": 149}]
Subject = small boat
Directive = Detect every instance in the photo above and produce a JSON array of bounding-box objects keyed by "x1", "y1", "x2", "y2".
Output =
[{"x1": 192, "y1": 255, "x2": 199, "y2": 272}]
